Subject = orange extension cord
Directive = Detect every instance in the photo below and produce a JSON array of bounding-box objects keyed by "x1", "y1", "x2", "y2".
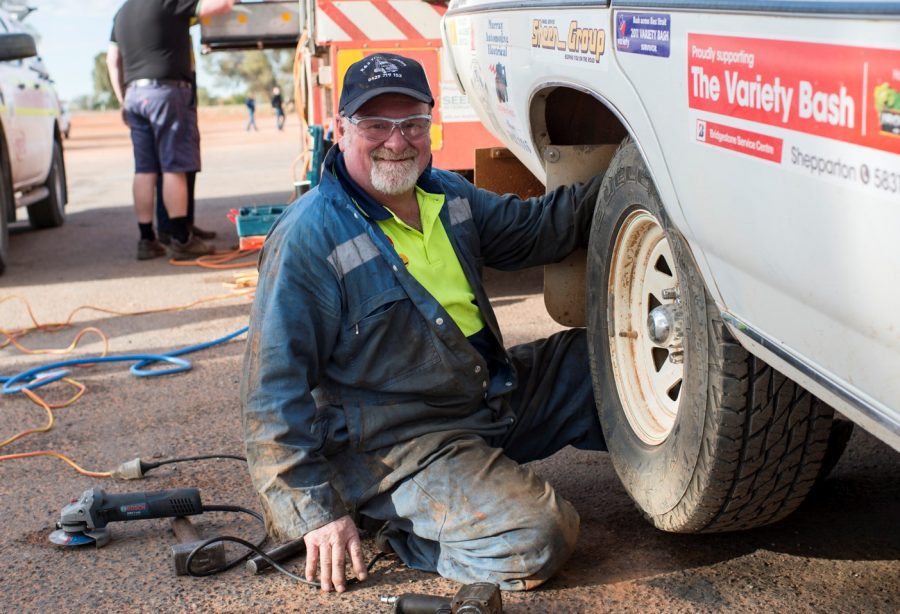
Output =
[{"x1": 0, "y1": 247, "x2": 259, "y2": 477}]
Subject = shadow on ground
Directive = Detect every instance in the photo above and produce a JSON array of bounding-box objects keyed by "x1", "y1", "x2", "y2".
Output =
[
  {"x1": 537, "y1": 427, "x2": 900, "y2": 596},
  {"x1": 3, "y1": 191, "x2": 291, "y2": 289}
]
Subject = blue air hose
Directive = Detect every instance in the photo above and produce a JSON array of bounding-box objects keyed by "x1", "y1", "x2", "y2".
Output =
[{"x1": 1, "y1": 326, "x2": 248, "y2": 395}]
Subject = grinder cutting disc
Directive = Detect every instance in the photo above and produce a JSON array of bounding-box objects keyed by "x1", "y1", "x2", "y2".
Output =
[{"x1": 48, "y1": 528, "x2": 96, "y2": 546}]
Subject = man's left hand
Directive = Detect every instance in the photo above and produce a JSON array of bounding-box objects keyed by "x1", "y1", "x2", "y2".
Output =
[{"x1": 303, "y1": 515, "x2": 368, "y2": 593}]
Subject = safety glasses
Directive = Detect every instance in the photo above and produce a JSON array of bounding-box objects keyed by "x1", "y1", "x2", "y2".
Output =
[{"x1": 347, "y1": 114, "x2": 432, "y2": 142}]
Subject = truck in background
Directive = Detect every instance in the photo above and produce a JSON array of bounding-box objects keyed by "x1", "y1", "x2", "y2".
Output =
[
  {"x1": 200, "y1": 0, "x2": 500, "y2": 189},
  {"x1": 442, "y1": 1, "x2": 900, "y2": 533}
]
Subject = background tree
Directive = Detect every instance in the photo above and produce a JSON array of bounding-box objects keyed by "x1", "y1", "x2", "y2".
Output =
[
  {"x1": 202, "y1": 49, "x2": 293, "y2": 101},
  {"x1": 92, "y1": 51, "x2": 118, "y2": 109},
  {"x1": 196, "y1": 86, "x2": 216, "y2": 107}
]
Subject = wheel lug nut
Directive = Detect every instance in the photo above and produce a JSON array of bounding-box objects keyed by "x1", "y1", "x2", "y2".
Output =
[
  {"x1": 661, "y1": 287, "x2": 679, "y2": 300},
  {"x1": 669, "y1": 350, "x2": 684, "y2": 364}
]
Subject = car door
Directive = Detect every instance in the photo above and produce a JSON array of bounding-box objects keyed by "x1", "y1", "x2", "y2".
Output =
[{"x1": 0, "y1": 14, "x2": 25, "y2": 187}]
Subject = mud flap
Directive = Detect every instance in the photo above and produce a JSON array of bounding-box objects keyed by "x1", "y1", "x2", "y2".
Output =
[{"x1": 542, "y1": 145, "x2": 617, "y2": 327}]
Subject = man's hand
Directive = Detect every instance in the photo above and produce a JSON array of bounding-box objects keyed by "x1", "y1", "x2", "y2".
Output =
[{"x1": 303, "y1": 515, "x2": 368, "y2": 593}]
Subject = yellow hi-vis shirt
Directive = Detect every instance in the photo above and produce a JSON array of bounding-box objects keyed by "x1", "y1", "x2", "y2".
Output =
[{"x1": 377, "y1": 187, "x2": 486, "y2": 337}]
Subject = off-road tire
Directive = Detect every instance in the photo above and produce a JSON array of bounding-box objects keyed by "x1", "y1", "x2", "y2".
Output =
[
  {"x1": 587, "y1": 137, "x2": 835, "y2": 532},
  {"x1": 28, "y1": 140, "x2": 66, "y2": 228}
]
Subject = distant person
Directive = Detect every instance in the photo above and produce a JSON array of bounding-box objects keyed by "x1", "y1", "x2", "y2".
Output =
[
  {"x1": 106, "y1": 0, "x2": 234, "y2": 261},
  {"x1": 246, "y1": 94, "x2": 258, "y2": 131},
  {"x1": 271, "y1": 86, "x2": 285, "y2": 131}
]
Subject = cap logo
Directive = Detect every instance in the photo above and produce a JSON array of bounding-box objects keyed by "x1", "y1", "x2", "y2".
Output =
[
  {"x1": 361, "y1": 55, "x2": 407, "y2": 83},
  {"x1": 339, "y1": 53, "x2": 433, "y2": 115}
]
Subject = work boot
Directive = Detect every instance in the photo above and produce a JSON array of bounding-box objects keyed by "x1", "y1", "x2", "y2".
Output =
[
  {"x1": 374, "y1": 522, "x2": 398, "y2": 555},
  {"x1": 191, "y1": 225, "x2": 217, "y2": 240},
  {"x1": 166, "y1": 234, "x2": 215, "y2": 261},
  {"x1": 159, "y1": 227, "x2": 214, "y2": 244},
  {"x1": 137, "y1": 238, "x2": 166, "y2": 260}
]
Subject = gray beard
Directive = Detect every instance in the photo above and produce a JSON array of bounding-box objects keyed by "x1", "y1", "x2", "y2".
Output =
[{"x1": 370, "y1": 150, "x2": 420, "y2": 195}]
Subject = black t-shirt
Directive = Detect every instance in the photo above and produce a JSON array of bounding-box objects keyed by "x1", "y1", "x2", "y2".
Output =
[{"x1": 111, "y1": 0, "x2": 198, "y2": 84}]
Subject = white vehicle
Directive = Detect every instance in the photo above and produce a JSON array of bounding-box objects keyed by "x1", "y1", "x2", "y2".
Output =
[
  {"x1": 443, "y1": 1, "x2": 900, "y2": 532},
  {"x1": 0, "y1": 9, "x2": 68, "y2": 275}
]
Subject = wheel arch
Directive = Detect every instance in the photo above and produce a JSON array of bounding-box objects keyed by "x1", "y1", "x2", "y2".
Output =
[
  {"x1": 527, "y1": 85, "x2": 715, "y2": 325},
  {"x1": 527, "y1": 83, "x2": 688, "y2": 235},
  {"x1": 32, "y1": 119, "x2": 66, "y2": 190},
  {"x1": 529, "y1": 85, "x2": 629, "y2": 152}
]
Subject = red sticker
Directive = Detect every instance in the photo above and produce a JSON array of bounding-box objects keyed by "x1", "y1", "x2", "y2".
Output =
[
  {"x1": 688, "y1": 34, "x2": 900, "y2": 154},
  {"x1": 695, "y1": 119, "x2": 783, "y2": 162}
]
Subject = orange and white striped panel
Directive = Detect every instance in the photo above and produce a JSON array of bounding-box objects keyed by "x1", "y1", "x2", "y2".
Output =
[{"x1": 315, "y1": 0, "x2": 446, "y2": 44}]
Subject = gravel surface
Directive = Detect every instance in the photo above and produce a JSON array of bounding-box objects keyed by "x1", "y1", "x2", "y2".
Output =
[{"x1": 0, "y1": 110, "x2": 897, "y2": 613}]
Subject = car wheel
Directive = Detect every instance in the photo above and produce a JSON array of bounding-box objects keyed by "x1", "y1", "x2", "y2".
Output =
[
  {"x1": 586, "y1": 137, "x2": 835, "y2": 532},
  {"x1": 27, "y1": 140, "x2": 66, "y2": 228},
  {"x1": 0, "y1": 148, "x2": 12, "y2": 274}
]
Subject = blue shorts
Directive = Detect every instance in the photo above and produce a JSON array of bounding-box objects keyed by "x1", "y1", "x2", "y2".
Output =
[{"x1": 124, "y1": 83, "x2": 201, "y2": 174}]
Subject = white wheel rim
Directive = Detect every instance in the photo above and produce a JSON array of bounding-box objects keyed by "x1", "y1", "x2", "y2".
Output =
[{"x1": 608, "y1": 210, "x2": 683, "y2": 445}]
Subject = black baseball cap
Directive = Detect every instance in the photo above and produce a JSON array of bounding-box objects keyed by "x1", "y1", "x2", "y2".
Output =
[{"x1": 339, "y1": 53, "x2": 434, "y2": 117}]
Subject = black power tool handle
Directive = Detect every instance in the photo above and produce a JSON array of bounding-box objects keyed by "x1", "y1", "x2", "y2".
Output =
[
  {"x1": 393, "y1": 594, "x2": 451, "y2": 614},
  {"x1": 246, "y1": 537, "x2": 306, "y2": 574},
  {"x1": 93, "y1": 488, "x2": 203, "y2": 526}
]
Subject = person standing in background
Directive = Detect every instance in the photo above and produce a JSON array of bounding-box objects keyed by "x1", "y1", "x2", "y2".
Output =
[
  {"x1": 156, "y1": 39, "x2": 216, "y2": 247},
  {"x1": 271, "y1": 86, "x2": 285, "y2": 131},
  {"x1": 246, "y1": 94, "x2": 258, "y2": 131},
  {"x1": 107, "y1": 0, "x2": 235, "y2": 261}
]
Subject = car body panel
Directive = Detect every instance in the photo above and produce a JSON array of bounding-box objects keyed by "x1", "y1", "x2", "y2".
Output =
[{"x1": 0, "y1": 10, "x2": 59, "y2": 193}]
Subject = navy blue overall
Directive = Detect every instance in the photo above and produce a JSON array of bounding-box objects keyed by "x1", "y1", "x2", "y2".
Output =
[{"x1": 241, "y1": 146, "x2": 606, "y2": 589}]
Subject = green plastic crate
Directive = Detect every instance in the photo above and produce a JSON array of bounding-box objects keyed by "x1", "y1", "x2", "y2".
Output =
[{"x1": 235, "y1": 205, "x2": 287, "y2": 237}]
